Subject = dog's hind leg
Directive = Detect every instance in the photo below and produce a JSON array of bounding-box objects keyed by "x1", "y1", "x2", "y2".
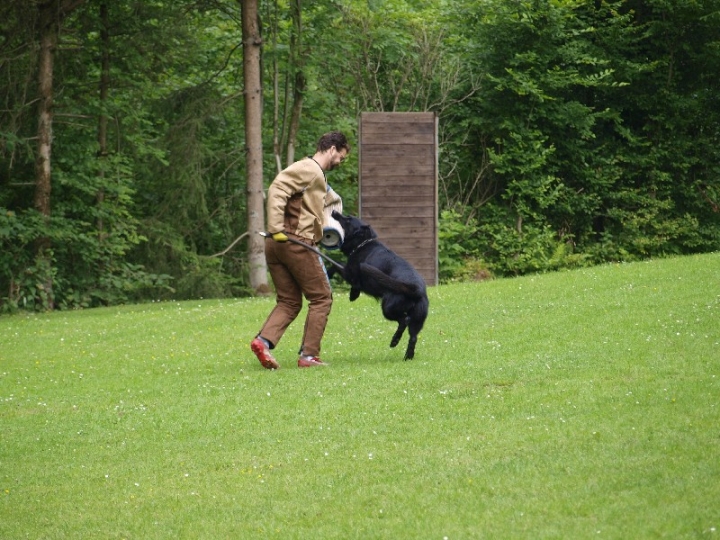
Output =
[
  {"x1": 404, "y1": 334, "x2": 417, "y2": 360},
  {"x1": 403, "y1": 304, "x2": 428, "y2": 360},
  {"x1": 390, "y1": 317, "x2": 408, "y2": 349}
]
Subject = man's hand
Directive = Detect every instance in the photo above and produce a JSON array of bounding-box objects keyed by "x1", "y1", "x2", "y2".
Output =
[{"x1": 272, "y1": 232, "x2": 289, "y2": 243}]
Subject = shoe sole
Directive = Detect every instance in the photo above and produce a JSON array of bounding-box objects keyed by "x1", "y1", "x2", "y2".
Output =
[
  {"x1": 298, "y1": 359, "x2": 328, "y2": 368},
  {"x1": 251, "y1": 341, "x2": 279, "y2": 370}
]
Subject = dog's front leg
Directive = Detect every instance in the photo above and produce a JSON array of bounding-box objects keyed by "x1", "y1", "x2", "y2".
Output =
[{"x1": 327, "y1": 266, "x2": 341, "y2": 280}]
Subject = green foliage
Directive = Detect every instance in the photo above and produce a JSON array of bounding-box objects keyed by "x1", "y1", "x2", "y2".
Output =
[
  {"x1": 0, "y1": 210, "x2": 49, "y2": 312},
  {"x1": 438, "y1": 208, "x2": 475, "y2": 280},
  {"x1": 0, "y1": 207, "x2": 173, "y2": 312},
  {"x1": 314, "y1": 0, "x2": 448, "y2": 113},
  {"x1": 1, "y1": 0, "x2": 719, "y2": 308},
  {"x1": 438, "y1": 207, "x2": 494, "y2": 283},
  {"x1": 130, "y1": 220, "x2": 249, "y2": 301},
  {"x1": 476, "y1": 210, "x2": 589, "y2": 276},
  {"x1": 440, "y1": 0, "x2": 720, "y2": 276},
  {"x1": 2, "y1": 254, "x2": 719, "y2": 537}
]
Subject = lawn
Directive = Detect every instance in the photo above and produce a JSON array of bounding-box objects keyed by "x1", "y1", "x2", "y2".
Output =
[{"x1": 1, "y1": 253, "x2": 719, "y2": 539}]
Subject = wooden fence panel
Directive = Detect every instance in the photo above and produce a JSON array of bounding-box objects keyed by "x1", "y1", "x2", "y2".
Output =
[{"x1": 359, "y1": 112, "x2": 438, "y2": 286}]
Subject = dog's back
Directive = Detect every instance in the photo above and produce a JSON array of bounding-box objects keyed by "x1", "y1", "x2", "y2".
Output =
[{"x1": 359, "y1": 263, "x2": 424, "y2": 298}]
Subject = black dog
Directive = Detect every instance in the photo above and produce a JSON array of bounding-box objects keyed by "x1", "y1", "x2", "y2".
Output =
[{"x1": 330, "y1": 211, "x2": 429, "y2": 360}]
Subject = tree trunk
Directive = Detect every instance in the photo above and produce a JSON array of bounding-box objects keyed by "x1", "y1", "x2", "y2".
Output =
[
  {"x1": 285, "y1": 0, "x2": 304, "y2": 165},
  {"x1": 241, "y1": 0, "x2": 269, "y2": 294},
  {"x1": 35, "y1": 10, "x2": 55, "y2": 219},
  {"x1": 285, "y1": 70, "x2": 305, "y2": 165},
  {"x1": 271, "y1": 0, "x2": 283, "y2": 174},
  {"x1": 32, "y1": 0, "x2": 87, "y2": 310},
  {"x1": 97, "y1": 2, "x2": 110, "y2": 240},
  {"x1": 34, "y1": 2, "x2": 59, "y2": 309}
]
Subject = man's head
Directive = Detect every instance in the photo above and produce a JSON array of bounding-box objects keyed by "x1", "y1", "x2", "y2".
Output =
[{"x1": 315, "y1": 131, "x2": 350, "y2": 171}]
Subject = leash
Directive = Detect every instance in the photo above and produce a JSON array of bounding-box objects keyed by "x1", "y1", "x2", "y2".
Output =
[{"x1": 258, "y1": 232, "x2": 345, "y2": 272}]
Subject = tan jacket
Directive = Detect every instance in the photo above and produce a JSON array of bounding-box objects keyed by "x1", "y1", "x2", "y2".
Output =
[{"x1": 267, "y1": 157, "x2": 327, "y2": 242}]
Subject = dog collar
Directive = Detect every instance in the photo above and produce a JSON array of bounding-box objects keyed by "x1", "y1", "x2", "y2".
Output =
[{"x1": 348, "y1": 238, "x2": 376, "y2": 258}]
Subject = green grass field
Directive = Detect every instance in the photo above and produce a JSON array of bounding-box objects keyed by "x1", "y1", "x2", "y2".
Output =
[{"x1": 1, "y1": 253, "x2": 719, "y2": 539}]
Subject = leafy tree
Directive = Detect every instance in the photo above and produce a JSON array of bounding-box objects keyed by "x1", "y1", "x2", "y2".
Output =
[
  {"x1": 2, "y1": 0, "x2": 719, "y2": 309},
  {"x1": 599, "y1": 0, "x2": 720, "y2": 258},
  {"x1": 442, "y1": 0, "x2": 720, "y2": 275}
]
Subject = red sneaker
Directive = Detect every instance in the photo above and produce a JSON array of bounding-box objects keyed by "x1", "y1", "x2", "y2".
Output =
[
  {"x1": 297, "y1": 356, "x2": 328, "y2": 368},
  {"x1": 251, "y1": 338, "x2": 279, "y2": 370}
]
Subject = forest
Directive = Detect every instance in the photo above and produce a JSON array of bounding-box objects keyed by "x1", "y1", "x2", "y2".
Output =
[{"x1": 1, "y1": 0, "x2": 719, "y2": 311}]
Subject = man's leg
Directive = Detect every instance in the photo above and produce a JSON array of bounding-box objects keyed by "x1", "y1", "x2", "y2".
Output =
[
  {"x1": 257, "y1": 241, "x2": 303, "y2": 349},
  {"x1": 285, "y1": 248, "x2": 332, "y2": 358}
]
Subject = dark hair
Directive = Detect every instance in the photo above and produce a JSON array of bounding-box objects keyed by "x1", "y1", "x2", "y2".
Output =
[{"x1": 317, "y1": 131, "x2": 350, "y2": 153}]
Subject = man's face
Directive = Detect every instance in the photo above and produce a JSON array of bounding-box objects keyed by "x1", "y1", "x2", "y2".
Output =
[{"x1": 327, "y1": 146, "x2": 348, "y2": 171}]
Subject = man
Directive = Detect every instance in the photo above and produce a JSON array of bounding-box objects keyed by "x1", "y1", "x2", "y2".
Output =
[{"x1": 250, "y1": 131, "x2": 350, "y2": 369}]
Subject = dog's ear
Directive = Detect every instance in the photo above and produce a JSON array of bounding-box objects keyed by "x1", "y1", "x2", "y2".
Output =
[{"x1": 360, "y1": 224, "x2": 374, "y2": 238}]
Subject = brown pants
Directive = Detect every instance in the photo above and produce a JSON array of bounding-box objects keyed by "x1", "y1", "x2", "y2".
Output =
[{"x1": 258, "y1": 238, "x2": 332, "y2": 357}]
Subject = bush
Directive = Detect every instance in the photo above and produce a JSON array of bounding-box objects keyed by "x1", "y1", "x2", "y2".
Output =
[{"x1": 438, "y1": 208, "x2": 483, "y2": 282}]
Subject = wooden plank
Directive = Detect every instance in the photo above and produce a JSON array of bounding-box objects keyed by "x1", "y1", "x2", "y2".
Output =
[
  {"x1": 363, "y1": 188, "x2": 435, "y2": 200},
  {"x1": 362, "y1": 206, "x2": 436, "y2": 216},
  {"x1": 360, "y1": 165, "x2": 435, "y2": 175},
  {"x1": 363, "y1": 201, "x2": 433, "y2": 212},
  {"x1": 376, "y1": 227, "x2": 435, "y2": 238},
  {"x1": 361, "y1": 162, "x2": 435, "y2": 176},
  {"x1": 373, "y1": 232, "x2": 435, "y2": 244},
  {"x1": 361, "y1": 144, "x2": 434, "y2": 158},
  {"x1": 361, "y1": 225, "x2": 435, "y2": 237},
  {"x1": 362, "y1": 182, "x2": 430, "y2": 190},
  {"x1": 361, "y1": 206, "x2": 435, "y2": 219},
  {"x1": 369, "y1": 229, "x2": 435, "y2": 240},
  {"x1": 362, "y1": 216, "x2": 435, "y2": 228},
  {"x1": 362, "y1": 185, "x2": 435, "y2": 194},
  {"x1": 361, "y1": 195, "x2": 435, "y2": 206},
  {"x1": 362, "y1": 127, "x2": 435, "y2": 140},
  {"x1": 360, "y1": 171, "x2": 436, "y2": 181},
  {"x1": 361, "y1": 112, "x2": 436, "y2": 124},
  {"x1": 371, "y1": 235, "x2": 434, "y2": 246},
  {"x1": 362, "y1": 120, "x2": 435, "y2": 134},
  {"x1": 361, "y1": 152, "x2": 437, "y2": 167},
  {"x1": 362, "y1": 210, "x2": 436, "y2": 221},
  {"x1": 369, "y1": 239, "x2": 435, "y2": 251},
  {"x1": 360, "y1": 176, "x2": 436, "y2": 190},
  {"x1": 360, "y1": 127, "x2": 434, "y2": 139},
  {"x1": 362, "y1": 159, "x2": 434, "y2": 171},
  {"x1": 362, "y1": 204, "x2": 436, "y2": 214},
  {"x1": 361, "y1": 133, "x2": 436, "y2": 146},
  {"x1": 361, "y1": 199, "x2": 436, "y2": 209}
]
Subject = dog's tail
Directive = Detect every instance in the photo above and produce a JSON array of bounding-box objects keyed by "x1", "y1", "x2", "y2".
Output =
[{"x1": 359, "y1": 263, "x2": 424, "y2": 298}]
